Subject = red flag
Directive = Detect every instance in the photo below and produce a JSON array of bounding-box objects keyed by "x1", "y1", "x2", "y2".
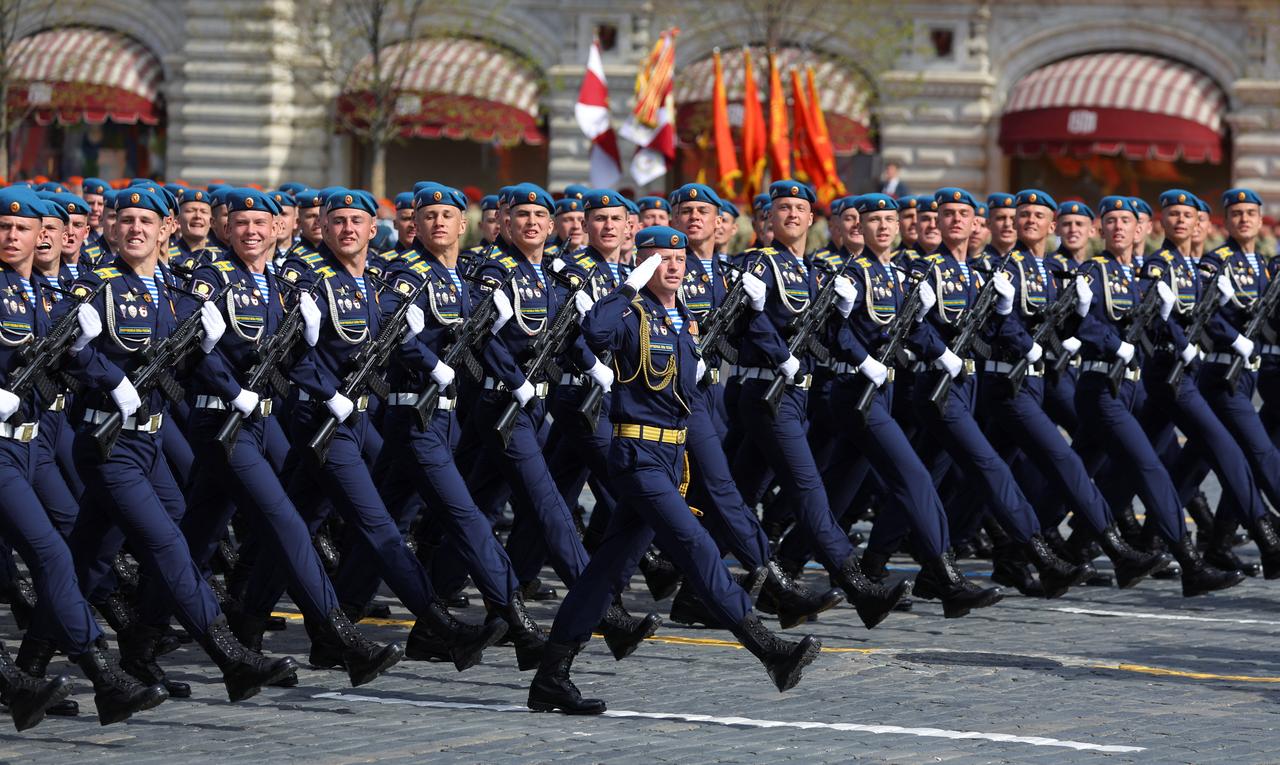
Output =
[
  {"x1": 806, "y1": 65, "x2": 845, "y2": 201},
  {"x1": 766, "y1": 52, "x2": 790, "y2": 181},
  {"x1": 712, "y1": 49, "x2": 740, "y2": 200},
  {"x1": 575, "y1": 39, "x2": 621, "y2": 187},
  {"x1": 790, "y1": 68, "x2": 824, "y2": 193},
  {"x1": 740, "y1": 48, "x2": 766, "y2": 200},
  {"x1": 621, "y1": 29, "x2": 678, "y2": 185}
]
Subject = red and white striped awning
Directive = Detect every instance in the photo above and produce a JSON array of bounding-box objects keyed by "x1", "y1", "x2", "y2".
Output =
[
  {"x1": 8, "y1": 27, "x2": 163, "y2": 126},
  {"x1": 1000, "y1": 52, "x2": 1226, "y2": 163},
  {"x1": 674, "y1": 46, "x2": 874, "y2": 154},
  {"x1": 342, "y1": 37, "x2": 545, "y2": 146}
]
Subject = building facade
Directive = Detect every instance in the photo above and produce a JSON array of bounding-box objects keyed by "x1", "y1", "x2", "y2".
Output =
[{"x1": 11, "y1": 0, "x2": 1280, "y2": 206}]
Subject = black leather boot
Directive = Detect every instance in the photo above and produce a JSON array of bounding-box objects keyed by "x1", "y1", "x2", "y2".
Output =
[
  {"x1": 1205, "y1": 516, "x2": 1261, "y2": 577},
  {"x1": 637, "y1": 550, "x2": 682, "y2": 601},
  {"x1": 669, "y1": 579, "x2": 719, "y2": 627},
  {"x1": 91, "y1": 590, "x2": 136, "y2": 635},
  {"x1": 914, "y1": 552, "x2": 1004, "y2": 618},
  {"x1": 830, "y1": 555, "x2": 909, "y2": 629},
  {"x1": 1171, "y1": 534, "x2": 1247, "y2": 597},
  {"x1": 1185, "y1": 492, "x2": 1214, "y2": 548},
  {"x1": 15, "y1": 636, "x2": 78, "y2": 717},
  {"x1": 307, "y1": 608, "x2": 404, "y2": 687},
  {"x1": 0, "y1": 640, "x2": 70, "y2": 731},
  {"x1": 1096, "y1": 525, "x2": 1173, "y2": 589},
  {"x1": 598, "y1": 601, "x2": 661, "y2": 661},
  {"x1": 492, "y1": 592, "x2": 547, "y2": 671},
  {"x1": 860, "y1": 549, "x2": 913, "y2": 612},
  {"x1": 1024, "y1": 534, "x2": 1095, "y2": 598},
  {"x1": 198, "y1": 615, "x2": 299, "y2": 702},
  {"x1": 406, "y1": 601, "x2": 507, "y2": 671},
  {"x1": 518, "y1": 578, "x2": 558, "y2": 601},
  {"x1": 112, "y1": 552, "x2": 139, "y2": 593},
  {"x1": 119, "y1": 624, "x2": 191, "y2": 698},
  {"x1": 1115, "y1": 503, "x2": 1143, "y2": 548},
  {"x1": 527, "y1": 641, "x2": 606, "y2": 715},
  {"x1": 3, "y1": 576, "x2": 35, "y2": 630},
  {"x1": 313, "y1": 529, "x2": 340, "y2": 574},
  {"x1": 1246, "y1": 514, "x2": 1280, "y2": 580},
  {"x1": 989, "y1": 543, "x2": 1044, "y2": 596},
  {"x1": 758, "y1": 561, "x2": 843, "y2": 629},
  {"x1": 729, "y1": 613, "x2": 821, "y2": 693},
  {"x1": 74, "y1": 644, "x2": 167, "y2": 725}
]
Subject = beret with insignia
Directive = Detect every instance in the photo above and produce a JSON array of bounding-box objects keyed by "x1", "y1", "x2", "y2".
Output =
[
  {"x1": 752, "y1": 193, "x2": 771, "y2": 213},
  {"x1": 293, "y1": 188, "x2": 323, "y2": 209},
  {"x1": 554, "y1": 197, "x2": 581, "y2": 215},
  {"x1": 34, "y1": 193, "x2": 69, "y2": 223},
  {"x1": 635, "y1": 225, "x2": 687, "y2": 250},
  {"x1": 278, "y1": 181, "x2": 308, "y2": 195},
  {"x1": 934, "y1": 187, "x2": 977, "y2": 210},
  {"x1": 1223, "y1": 188, "x2": 1262, "y2": 210},
  {"x1": 1015, "y1": 189, "x2": 1057, "y2": 212},
  {"x1": 562, "y1": 184, "x2": 589, "y2": 201},
  {"x1": 853, "y1": 193, "x2": 898, "y2": 214},
  {"x1": 226, "y1": 188, "x2": 282, "y2": 216},
  {"x1": 975, "y1": 202, "x2": 988, "y2": 217},
  {"x1": 273, "y1": 191, "x2": 296, "y2": 208},
  {"x1": 669, "y1": 183, "x2": 723, "y2": 210},
  {"x1": 47, "y1": 192, "x2": 89, "y2": 220},
  {"x1": 81, "y1": 177, "x2": 109, "y2": 197},
  {"x1": 111, "y1": 187, "x2": 168, "y2": 217},
  {"x1": 393, "y1": 191, "x2": 414, "y2": 210},
  {"x1": 480, "y1": 194, "x2": 499, "y2": 211},
  {"x1": 768, "y1": 179, "x2": 816, "y2": 204},
  {"x1": 1058, "y1": 201, "x2": 1095, "y2": 220},
  {"x1": 1129, "y1": 197, "x2": 1153, "y2": 217},
  {"x1": 323, "y1": 187, "x2": 378, "y2": 216},
  {"x1": 637, "y1": 195, "x2": 670, "y2": 213},
  {"x1": 584, "y1": 189, "x2": 625, "y2": 212},
  {"x1": 506, "y1": 183, "x2": 553, "y2": 212},
  {"x1": 986, "y1": 193, "x2": 1016, "y2": 209},
  {"x1": 413, "y1": 182, "x2": 467, "y2": 210},
  {"x1": 1159, "y1": 189, "x2": 1198, "y2": 210}
]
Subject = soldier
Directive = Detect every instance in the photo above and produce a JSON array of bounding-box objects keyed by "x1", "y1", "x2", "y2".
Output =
[
  {"x1": 172, "y1": 187, "x2": 217, "y2": 275},
  {"x1": 391, "y1": 191, "x2": 416, "y2": 251},
  {"x1": 80, "y1": 177, "x2": 108, "y2": 241},
  {"x1": 527, "y1": 226, "x2": 822, "y2": 714},
  {"x1": 968, "y1": 201, "x2": 990, "y2": 256},
  {"x1": 986, "y1": 193, "x2": 1018, "y2": 259},
  {"x1": 637, "y1": 195, "x2": 671, "y2": 227},
  {"x1": 1054, "y1": 202, "x2": 1094, "y2": 267},
  {"x1": 549, "y1": 197, "x2": 586, "y2": 257},
  {"x1": 896, "y1": 196, "x2": 920, "y2": 258},
  {"x1": 751, "y1": 193, "x2": 773, "y2": 248}
]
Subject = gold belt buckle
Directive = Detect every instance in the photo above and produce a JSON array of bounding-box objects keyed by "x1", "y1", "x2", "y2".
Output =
[
  {"x1": 259, "y1": 398, "x2": 273, "y2": 417},
  {"x1": 1250, "y1": 357, "x2": 1262, "y2": 372},
  {"x1": 673, "y1": 428, "x2": 687, "y2": 444},
  {"x1": 355, "y1": 395, "x2": 369, "y2": 412},
  {"x1": 795, "y1": 373, "x2": 813, "y2": 390},
  {"x1": 49, "y1": 394, "x2": 65, "y2": 412},
  {"x1": 707, "y1": 368, "x2": 720, "y2": 385},
  {"x1": 885, "y1": 367, "x2": 896, "y2": 384},
  {"x1": 534, "y1": 382, "x2": 550, "y2": 398},
  {"x1": 146, "y1": 414, "x2": 163, "y2": 433},
  {"x1": 963, "y1": 359, "x2": 976, "y2": 375},
  {"x1": 17, "y1": 423, "x2": 35, "y2": 442}
]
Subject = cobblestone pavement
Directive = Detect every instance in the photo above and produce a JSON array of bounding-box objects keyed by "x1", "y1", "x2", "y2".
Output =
[{"x1": 5, "y1": 515, "x2": 1280, "y2": 764}]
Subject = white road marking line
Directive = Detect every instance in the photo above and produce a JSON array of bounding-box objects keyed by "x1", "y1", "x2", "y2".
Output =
[
  {"x1": 312, "y1": 692, "x2": 1145, "y2": 754},
  {"x1": 1050, "y1": 606, "x2": 1280, "y2": 627}
]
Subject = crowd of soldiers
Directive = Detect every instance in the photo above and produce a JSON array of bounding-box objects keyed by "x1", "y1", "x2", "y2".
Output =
[{"x1": 0, "y1": 167, "x2": 1273, "y2": 731}]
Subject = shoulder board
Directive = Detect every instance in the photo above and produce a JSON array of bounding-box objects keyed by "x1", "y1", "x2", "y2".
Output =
[
  {"x1": 924, "y1": 254, "x2": 944, "y2": 264},
  {"x1": 1090, "y1": 256, "x2": 1107, "y2": 264},
  {"x1": 497, "y1": 256, "x2": 516, "y2": 269},
  {"x1": 574, "y1": 255, "x2": 598, "y2": 270},
  {"x1": 811, "y1": 248, "x2": 830, "y2": 257},
  {"x1": 301, "y1": 253, "x2": 323, "y2": 263},
  {"x1": 315, "y1": 266, "x2": 337, "y2": 279},
  {"x1": 1214, "y1": 246, "x2": 1233, "y2": 258},
  {"x1": 94, "y1": 267, "x2": 121, "y2": 279},
  {"x1": 759, "y1": 247, "x2": 777, "y2": 256},
  {"x1": 213, "y1": 260, "x2": 235, "y2": 272},
  {"x1": 1158, "y1": 250, "x2": 1174, "y2": 262},
  {"x1": 409, "y1": 260, "x2": 429, "y2": 274},
  {"x1": 379, "y1": 249, "x2": 398, "y2": 260},
  {"x1": 854, "y1": 257, "x2": 871, "y2": 268},
  {"x1": 1010, "y1": 251, "x2": 1023, "y2": 261}
]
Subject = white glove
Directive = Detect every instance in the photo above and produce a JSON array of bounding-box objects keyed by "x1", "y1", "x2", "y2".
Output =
[
  {"x1": 325, "y1": 391, "x2": 354, "y2": 421},
  {"x1": 1061, "y1": 336, "x2": 1082, "y2": 355},
  {"x1": 70, "y1": 303, "x2": 101, "y2": 353},
  {"x1": 230, "y1": 388, "x2": 259, "y2": 418},
  {"x1": 833, "y1": 276, "x2": 857, "y2": 318},
  {"x1": 573, "y1": 290, "x2": 594, "y2": 324},
  {"x1": 992, "y1": 272, "x2": 1015, "y2": 315},
  {"x1": 918, "y1": 281, "x2": 936, "y2": 316},
  {"x1": 512, "y1": 379, "x2": 537, "y2": 406},
  {"x1": 1232, "y1": 333, "x2": 1255, "y2": 360},
  {"x1": 741, "y1": 272, "x2": 766, "y2": 311},
  {"x1": 430, "y1": 359, "x2": 455, "y2": 387},
  {"x1": 199, "y1": 301, "x2": 226, "y2": 353},
  {"x1": 111, "y1": 377, "x2": 141, "y2": 419},
  {"x1": 778, "y1": 354, "x2": 800, "y2": 381},
  {"x1": 1181, "y1": 343, "x2": 1200, "y2": 365},
  {"x1": 1216, "y1": 272, "x2": 1234, "y2": 306},
  {"x1": 586, "y1": 359, "x2": 614, "y2": 393},
  {"x1": 300, "y1": 292, "x2": 321, "y2": 347},
  {"x1": 0, "y1": 388, "x2": 18, "y2": 420},
  {"x1": 1074, "y1": 276, "x2": 1092, "y2": 317},
  {"x1": 1155, "y1": 281, "x2": 1175, "y2": 321},
  {"x1": 696, "y1": 358, "x2": 708, "y2": 381},
  {"x1": 490, "y1": 289, "x2": 513, "y2": 335},
  {"x1": 858, "y1": 355, "x2": 888, "y2": 388},
  {"x1": 937, "y1": 348, "x2": 963, "y2": 378},
  {"x1": 401, "y1": 303, "x2": 425, "y2": 345},
  {"x1": 625, "y1": 253, "x2": 663, "y2": 291},
  {"x1": 1116, "y1": 341, "x2": 1135, "y2": 363},
  {"x1": 1025, "y1": 342, "x2": 1043, "y2": 363}
]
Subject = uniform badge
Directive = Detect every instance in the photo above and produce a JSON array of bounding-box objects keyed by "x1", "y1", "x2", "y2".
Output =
[
  {"x1": 139, "y1": 305, "x2": 148, "y2": 318},
  {"x1": 128, "y1": 305, "x2": 138, "y2": 318}
]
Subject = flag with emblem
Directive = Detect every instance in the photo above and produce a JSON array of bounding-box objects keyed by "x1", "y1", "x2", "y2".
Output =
[
  {"x1": 766, "y1": 52, "x2": 790, "y2": 182},
  {"x1": 575, "y1": 38, "x2": 622, "y2": 188},
  {"x1": 621, "y1": 28, "x2": 678, "y2": 186},
  {"x1": 789, "y1": 68, "x2": 824, "y2": 196},
  {"x1": 711, "y1": 49, "x2": 740, "y2": 200},
  {"x1": 806, "y1": 65, "x2": 846, "y2": 202},
  {"x1": 740, "y1": 48, "x2": 767, "y2": 201}
]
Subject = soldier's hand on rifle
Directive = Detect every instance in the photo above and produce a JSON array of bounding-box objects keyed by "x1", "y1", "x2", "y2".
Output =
[
  {"x1": 230, "y1": 388, "x2": 260, "y2": 418},
  {"x1": 587, "y1": 359, "x2": 613, "y2": 393},
  {"x1": 573, "y1": 290, "x2": 594, "y2": 324},
  {"x1": 1181, "y1": 343, "x2": 1200, "y2": 365},
  {"x1": 918, "y1": 281, "x2": 937, "y2": 316},
  {"x1": 71, "y1": 303, "x2": 101, "y2": 353},
  {"x1": 993, "y1": 272, "x2": 1015, "y2": 315},
  {"x1": 1074, "y1": 275, "x2": 1093, "y2": 317},
  {"x1": 325, "y1": 391, "x2": 354, "y2": 421},
  {"x1": 1116, "y1": 341, "x2": 1135, "y2": 364},
  {"x1": 402, "y1": 304, "x2": 425, "y2": 346},
  {"x1": 858, "y1": 355, "x2": 888, "y2": 388},
  {"x1": 300, "y1": 292, "x2": 321, "y2": 347},
  {"x1": 0, "y1": 389, "x2": 19, "y2": 420},
  {"x1": 1025, "y1": 342, "x2": 1043, "y2": 363},
  {"x1": 430, "y1": 359, "x2": 455, "y2": 387},
  {"x1": 778, "y1": 354, "x2": 800, "y2": 381},
  {"x1": 1061, "y1": 336, "x2": 1082, "y2": 355},
  {"x1": 1216, "y1": 272, "x2": 1235, "y2": 306},
  {"x1": 834, "y1": 276, "x2": 857, "y2": 318},
  {"x1": 491, "y1": 289, "x2": 514, "y2": 335},
  {"x1": 512, "y1": 380, "x2": 537, "y2": 407},
  {"x1": 1155, "y1": 281, "x2": 1175, "y2": 320},
  {"x1": 199, "y1": 302, "x2": 226, "y2": 353},
  {"x1": 937, "y1": 348, "x2": 963, "y2": 378},
  {"x1": 625, "y1": 252, "x2": 662, "y2": 291},
  {"x1": 742, "y1": 272, "x2": 766, "y2": 311},
  {"x1": 1231, "y1": 333, "x2": 1255, "y2": 360},
  {"x1": 111, "y1": 377, "x2": 141, "y2": 419}
]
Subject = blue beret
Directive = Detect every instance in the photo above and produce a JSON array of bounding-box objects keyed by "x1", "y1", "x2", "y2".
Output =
[
  {"x1": 413, "y1": 183, "x2": 467, "y2": 210},
  {"x1": 278, "y1": 182, "x2": 307, "y2": 195},
  {"x1": 828, "y1": 196, "x2": 853, "y2": 215},
  {"x1": 916, "y1": 194, "x2": 939, "y2": 212},
  {"x1": 324, "y1": 188, "x2": 378, "y2": 216},
  {"x1": 1130, "y1": 197, "x2": 1153, "y2": 217},
  {"x1": 102, "y1": 189, "x2": 117, "y2": 207},
  {"x1": 768, "y1": 180, "x2": 816, "y2": 205},
  {"x1": 0, "y1": 188, "x2": 45, "y2": 219},
  {"x1": 393, "y1": 192, "x2": 415, "y2": 210},
  {"x1": 480, "y1": 194, "x2": 499, "y2": 211},
  {"x1": 1015, "y1": 189, "x2": 1057, "y2": 212},
  {"x1": 48, "y1": 192, "x2": 89, "y2": 218},
  {"x1": 1159, "y1": 189, "x2": 1197, "y2": 210},
  {"x1": 720, "y1": 200, "x2": 740, "y2": 218},
  {"x1": 1099, "y1": 196, "x2": 1137, "y2": 217},
  {"x1": 635, "y1": 225, "x2": 687, "y2": 250},
  {"x1": 224, "y1": 188, "x2": 282, "y2": 216},
  {"x1": 293, "y1": 188, "x2": 323, "y2": 208},
  {"x1": 621, "y1": 196, "x2": 639, "y2": 215},
  {"x1": 163, "y1": 183, "x2": 184, "y2": 199},
  {"x1": 507, "y1": 183, "x2": 554, "y2": 212},
  {"x1": 34, "y1": 192, "x2": 69, "y2": 222},
  {"x1": 853, "y1": 194, "x2": 898, "y2": 214},
  {"x1": 270, "y1": 190, "x2": 296, "y2": 208},
  {"x1": 1223, "y1": 188, "x2": 1263, "y2": 209},
  {"x1": 112, "y1": 187, "x2": 169, "y2": 217},
  {"x1": 562, "y1": 184, "x2": 589, "y2": 201},
  {"x1": 554, "y1": 197, "x2": 583, "y2": 215},
  {"x1": 987, "y1": 193, "x2": 1016, "y2": 210},
  {"x1": 209, "y1": 188, "x2": 231, "y2": 207},
  {"x1": 975, "y1": 203, "x2": 989, "y2": 217},
  {"x1": 935, "y1": 188, "x2": 977, "y2": 210},
  {"x1": 1058, "y1": 201, "x2": 1095, "y2": 220},
  {"x1": 37, "y1": 182, "x2": 67, "y2": 194},
  {"x1": 81, "y1": 177, "x2": 109, "y2": 196},
  {"x1": 207, "y1": 182, "x2": 231, "y2": 193},
  {"x1": 497, "y1": 185, "x2": 518, "y2": 205},
  {"x1": 583, "y1": 189, "x2": 624, "y2": 211},
  {"x1": 1194, "y1": 196, "x2": 1211, "y2": 214},
  {"x1": 128, "y1": 177, "x2": 152, "y2": 188},
  {"x1": 637, "y1": 196, "x2": 670, "y2": 213},
  {"x1": 752, "y1": 193, "x2": 771, "y2": 213},
  {"x1": 900, "y1": 196, "x2": 919, "y2": 210},
  {"x1": 670, "y1": 183, "x2": 723, "y2": 209}
]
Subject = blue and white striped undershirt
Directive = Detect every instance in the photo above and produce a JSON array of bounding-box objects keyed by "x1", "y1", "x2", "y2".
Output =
[
  {"x1": 605, "y1": 261, "x2": 621, "y2": 284},
  {"x1": 250, "y1": 270, "x2": 270, "y2": 299},
  {"x1": 139, "y1": 274, "x2": 160, "y2": 304},
  {"x1": 355, "y1": 276, "x2": 368, "y2": 307},
  {"x1": 664, "y1": 306, "x2": 683, "y2": 334},
  {"x1": 65, "y1": 263, "x2": 78, "y2": 279},
  {"x1": 445, "y1": 267, "x2": 462, "y2": 293},
  {"x1": 17, "y1": 277, "x2": 32, "y2": 304}
]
